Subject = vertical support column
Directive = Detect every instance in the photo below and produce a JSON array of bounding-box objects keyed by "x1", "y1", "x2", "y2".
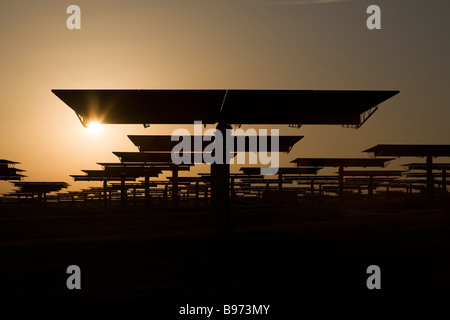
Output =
[
  {"x1": 310, "y1": 179, "x2": 315, "y2": 204},
  {"x1": 210, "y1": 165, "x2": 216, "y2": 207},
  {"x1": 121, "y1": 173, "x2": 127, "y2": 207},
  {"x1": 213, "y1": 161, "x2": 230, "y2": 236},
  {"x1": 230, "y1": 177, "x2": 236, "y2": 201},
  {"x1": 319, "y1": 183, "x2": 323, "y2": 203},
  {"x1": 195, "y1": 180, "x2": 200, "y2": 206},
  {"x1": 164, "y1": 184, "x2": 168, "y2": 203},
  {"x1": 133, "y1": 187, "x2": 137, "y2": 206},
  {"x1": 145, "y1": 170, "x2": 150, "y2": 206},
  {"x1": 442, "y1": 168, "x2": 447, "y2": 198},
  {"x1": 426, "y1": 155, "x2": 434, "y2": 202},
  {"x1": 43, "y1": 192, "x2": 47, "y2": 207},
  {"x1": 37, "y1": 192, "x2": 42, "y2": 207},
  {"x1": 103, "y1": 180, "x2": 108, "y2": 207},
  {"x1": 278, "y1": 171, "x2": 283, "y2": 206},
  {"x1": 409, "y1": 182, "x2": 413, "y2": 200},
  {"x1": 368, "y1": 174, "x2": 374, "y2": 203},
  {"x1": 338, "y1": 165, "x2": 344, "y2": 203},
  {"x1": 211, "y1": 121, "x2": 231, "y2": 237},
  {"x1": 172, "y1": 165, "x2": 179, "y2": 209}
]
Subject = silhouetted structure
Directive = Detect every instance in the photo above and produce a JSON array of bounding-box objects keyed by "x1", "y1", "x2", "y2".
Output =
[
  {"x1": 0, "y1": 159, "x2": 25, "y2": 181},
  {"x1": 54, "y1": 89, "x2": 399, "y2": 236},
  {"x1": 239, "y1": 167, "x2": 321, "y2": 205},
  {"x1": 291, "y1": 158, "x2": 394, "y2": 202},
  {"x1": 12, "y1": 182, "x2": 68, "y2": 206},
  {"x1": 364, "y1": 144, "x2": 450, "y2": 200},
  {"x1": 129, "y1": 135, "x2": 303, "y2": 153},
  {"x1": 402, "y1": 163, "x2": 450, "y2": 198},
  {"x1": 52, "y1": 89, "x2": 398, "y2": 127}
]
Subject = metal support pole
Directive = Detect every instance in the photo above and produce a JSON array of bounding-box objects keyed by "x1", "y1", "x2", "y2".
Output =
[
  {"x1": 164, "y1": 184, "x2": 168, "y2": 203},
  {"x1": 442, "y1": 169, "x2": 447, "y2": 198},
  {"x1": 211, "y1": 121, "x2": 231, "y2": 237},
  {"x1": 195, "y1": 180, "x2": 199, "y2": 206},
  {"x1": 230, "y1": 177, "x2": 236, "y2": 201},
  {"x1": 368, "y1": 174, "x2": 374, "y2": 203},
  {"x1": 409, "y1": 182, "x2": 413, "y2": 199},
  {"x1": 426, "y1": 155, "x2": 434, "y2": 202},
  {"x1": 278, "y1": 172, "x2": 283, "y2": 206},
  {"x1": 38, "y1": 192, "x2": 42, "y2": 207},
  {"x1": 172, "y1": 165, "x2": 179, "y2": 209},
  {"x1": 145, "y1": 171, "x2": 150, "y2": 206},
  {"x1": 319, "y1": 183, "x2": 323, "y2": 203},
  {"x1": 121, "y1": 173, "x2": 127, "y2": 207},
  {"x1": 338, "y1": 165, "x2": 344, "y2": 203},
  {"x1": 103, "y1": 180, "x2": 108, "y2": 207}
]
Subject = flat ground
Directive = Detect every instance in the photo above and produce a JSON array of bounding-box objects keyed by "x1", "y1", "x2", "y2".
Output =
[{"x1": 1, "y1": 202, "x2": 450, "y2": 300}]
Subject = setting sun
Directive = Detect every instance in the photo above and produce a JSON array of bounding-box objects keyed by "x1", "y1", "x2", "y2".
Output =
[{"x1": 86, "y1": 121, "x2": 102, "y2": 134}]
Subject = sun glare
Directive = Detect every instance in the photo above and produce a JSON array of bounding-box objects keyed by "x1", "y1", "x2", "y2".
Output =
[{"x1": 86, "y1": 121, "x2": 102, "y2": 134}]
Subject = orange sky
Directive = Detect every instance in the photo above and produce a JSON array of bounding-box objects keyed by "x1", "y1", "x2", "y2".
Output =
[{"x1": 1, "y1": 0, "x2": 449, "y2": 194}]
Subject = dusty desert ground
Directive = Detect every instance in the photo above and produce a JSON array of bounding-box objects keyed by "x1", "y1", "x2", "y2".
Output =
[{"x1": 1, "y1": 201, "x2": 450, "y2": 300}]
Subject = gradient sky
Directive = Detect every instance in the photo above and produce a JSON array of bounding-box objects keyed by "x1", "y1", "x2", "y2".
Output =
[{"x1": 1, "y1": 0, "x2": 449, "y2": 194}]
